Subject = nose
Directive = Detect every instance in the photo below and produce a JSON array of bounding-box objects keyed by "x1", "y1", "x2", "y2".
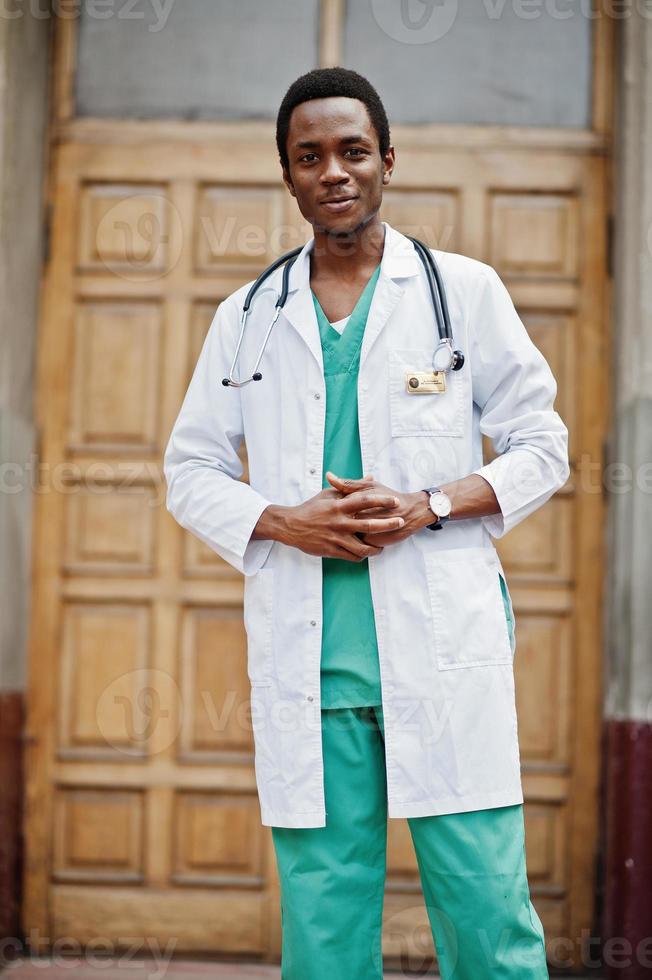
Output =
[{"x1": 320, "y1": 152, "x2": 349, "y2": 185}]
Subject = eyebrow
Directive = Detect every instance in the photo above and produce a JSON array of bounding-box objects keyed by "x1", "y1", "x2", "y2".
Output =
[{"x1": 294, "y1": 134, "x2": 372, "y2": 149}]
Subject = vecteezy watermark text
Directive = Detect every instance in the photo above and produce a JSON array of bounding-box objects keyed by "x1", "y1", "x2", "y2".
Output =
[
  {"x1": 0, "y1": 0, "x2": 175, "y2": 32},
  {"x1": 0, "y1": 931, "x2": 177, "y2": 977}
]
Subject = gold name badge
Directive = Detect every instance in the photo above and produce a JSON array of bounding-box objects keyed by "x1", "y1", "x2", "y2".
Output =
[{"x1": 405, "y1": 370, "x2": 446, "y2": 394}]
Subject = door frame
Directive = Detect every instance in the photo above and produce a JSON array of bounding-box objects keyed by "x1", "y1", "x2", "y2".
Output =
[{"x1": 24, "y1": 3, "x2": 615, "y2": 969}]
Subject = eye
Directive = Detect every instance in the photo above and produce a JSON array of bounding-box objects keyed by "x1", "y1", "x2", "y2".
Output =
[
  {"x1": 345, "y1": 148, "x2": 366, "y2": 158},
  {"x1": 299, "y1": 152, "x2": 318, "y2": 163}
]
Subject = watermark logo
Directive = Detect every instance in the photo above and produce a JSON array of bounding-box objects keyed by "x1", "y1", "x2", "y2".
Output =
[
  {"x1": 370, "y1": 0, "x2": 459, "y2": 44},
  {"x1": 95, "y1": 192, "x2": 183, "y2": 281},
  {"x1": 374, "y1": 904, "x2": 457, "y2": 976},
  {"x1": 96, "y1": 668, "x2": 182, "y2": 754}
]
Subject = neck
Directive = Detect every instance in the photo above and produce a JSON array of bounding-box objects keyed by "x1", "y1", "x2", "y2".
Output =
[{"x1": 310, "y1": 213, "x2": 385, "y2": 281}]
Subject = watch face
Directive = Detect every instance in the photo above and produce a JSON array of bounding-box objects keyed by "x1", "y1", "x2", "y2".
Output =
[{"x1": 430, "y1": 491, "x2": 452, "y2": 517}]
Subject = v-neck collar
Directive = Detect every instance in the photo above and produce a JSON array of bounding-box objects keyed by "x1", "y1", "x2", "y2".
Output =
[
  {"x1": 249, "y1": 224, "x2": 421, "y2": 375},
  {"x1": 311, "y1": 264, "x2": 381, "y2": 341},
  {"x1": 312, "y1": 265, "x2": 381, "y2": 375}
]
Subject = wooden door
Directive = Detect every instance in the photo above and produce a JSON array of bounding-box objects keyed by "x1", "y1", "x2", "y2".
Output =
[{"x1": 24, "y1": 12, "x2": 612, "y2": 973}]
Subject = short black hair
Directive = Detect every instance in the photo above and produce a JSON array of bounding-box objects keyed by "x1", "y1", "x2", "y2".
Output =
[{"x1": 276, "y1": 67, "x2": 391, "y2": 170}]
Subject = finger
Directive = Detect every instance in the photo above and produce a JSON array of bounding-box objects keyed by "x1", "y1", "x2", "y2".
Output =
[
  {"x1": 325, "y1": 472, "x2": 353, "y2": 488},
  {"x1": 358, "y1": 533, "x2": 396, "y2": 548},
  {"x1": 340, "y1": 535, "x2": 385, "y2": 560},
  {"x1": 321, "y1": 486, "x2": 344, "y2": 499},
  {"x1": 326, "y1": 471, "x2": 374, "y2": 493},
  {"x1": 338, "y1": 491, "x2": 400, "y2": 513},
  {"x1": 327, "y1": 544, "x2": 363, "y2": 561},
  {"x1": 342, "y1": 512, "x2": 405, "y2": 532},
  {"x1": 352, "y1": 506, "x2": 392, "y2": 518},
  {"x1": 326, "y1": 471, "x2": 374, "y2": 483},
  {"x1": 345, "y1": 515, "x2": 405, "y2": 534},
  {"x1": 328, "y1": 541, "x2": 383, "y2": 561}
]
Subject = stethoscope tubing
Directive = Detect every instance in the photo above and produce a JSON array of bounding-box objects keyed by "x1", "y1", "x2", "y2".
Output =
[
  {"x1": 222, "y1": 236, "x2": 462, "y2": 387},
  {"x1": 410, "y1": 237, "x2": 452, "y2": 343},
  {"x1": 242, "y1": 245, "x2": 304, "y2": 313}
]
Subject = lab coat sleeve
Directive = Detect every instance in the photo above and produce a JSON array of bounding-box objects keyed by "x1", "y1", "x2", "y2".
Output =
[
  {"x1": 468, "y1": 264, "x2": 570, "y2": 538},
  {"x1": 163, "y1": 295, "x2": 275, "y2": 576}
]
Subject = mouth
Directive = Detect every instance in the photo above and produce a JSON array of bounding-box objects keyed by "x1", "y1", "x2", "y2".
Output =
[{"x1": 320, "y1": 196, "x2": 359, "y2": 213}]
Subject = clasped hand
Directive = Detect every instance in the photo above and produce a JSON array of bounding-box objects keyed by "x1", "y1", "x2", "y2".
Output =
[
  {"x1": 326, "y1": 471, "x2": 424, "y2": 548},
  {"x1": 279, "y1": 470, "x2": 424, "y2": 562}
]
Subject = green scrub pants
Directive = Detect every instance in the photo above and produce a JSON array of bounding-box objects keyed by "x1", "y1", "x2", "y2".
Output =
[{"x1": 271, "y1": 704, "x2": 549, "y2": 979}]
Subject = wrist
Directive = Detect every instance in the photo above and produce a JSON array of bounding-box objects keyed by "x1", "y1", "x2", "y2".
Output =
[
  {"x1": 410, "y1": 491, "x2": 438, "y2": 530},
  {"x1": 252, "y1": 504, "x2": 294, "y2": 544}
]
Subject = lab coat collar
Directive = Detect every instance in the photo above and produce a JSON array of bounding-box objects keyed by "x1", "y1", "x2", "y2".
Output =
[
  {"x1": 268, "y1": 221, "x2": 420, "y2": 371},
  {"x1": 284, "y1": 220, "x2": 421, "y2": 295},
  {"x1": 250, "y1": 221, "x2": 421, "y2": 301}
]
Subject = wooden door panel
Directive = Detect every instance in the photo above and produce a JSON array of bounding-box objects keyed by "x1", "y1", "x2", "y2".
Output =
[
  {"x1": 172, "y1": 790, "x2": 265, "y2": 887},
  {"x1": 69, "y1": 300, "x2": 163, "y2": 452},
  {"x1": 52, "y1": 886, "x2": 269, "y2": 955},
  {"x1": 488, "y1": 191, "x2": 581, "y2": 279},
  {"x1": 77, "y1": 182, "x2": 173, "y2": 277},
  {"x1": 58, "y1": 602, "x2": 151, "y2": 759},
  {"x1": 194, "y1": 185, "x2": 286, "y2": 275},
  {"x1": 178, "y1": 606, "x2": 252, "y2": 760},
  {"x1": 53, "y1": 787, "x2": 145, "y2": 884},
  {"x1": 63, "y1": 483, "x2": 158, "y2": 577}
]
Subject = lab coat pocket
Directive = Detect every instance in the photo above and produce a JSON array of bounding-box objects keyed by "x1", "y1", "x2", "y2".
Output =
[
  {"x1": 243, "y1": 568, "x2": 275, "y2": 687},
  {"x1": 425, "y1": 547, "x2": 513, "y2": 670},
  {"x1": 388, "y1": 347, "x2": 465, "y2": 438}
]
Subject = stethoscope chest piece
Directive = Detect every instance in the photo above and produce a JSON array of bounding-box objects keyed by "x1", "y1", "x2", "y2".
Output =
[{"x1": 433, "y1": 339, "x2": 465, "y2": 373}]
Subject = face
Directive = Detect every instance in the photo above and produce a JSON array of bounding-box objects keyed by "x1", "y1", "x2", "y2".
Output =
[{"x1": 282, "y1": 96, "x2": 395, "y2": 237}]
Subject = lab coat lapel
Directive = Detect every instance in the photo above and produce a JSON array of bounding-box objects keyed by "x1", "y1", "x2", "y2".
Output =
[
  {"x1": 279, "y1": 284, "x2": 324, "y2": 373},
  {"x1": 359, "y1": 222, "x2": 420, "y2": 369},
  {"x1": 277, "y1": 221, "x2": 420, "y2": 375},
  {"x1": 359, "y1": 274, "x2": 405, "y2": 371},
  {"x1": 273, "y1": 236, "x2": 324, "y2": 372}
]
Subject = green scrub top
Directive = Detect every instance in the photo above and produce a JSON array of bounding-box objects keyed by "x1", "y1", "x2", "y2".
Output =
[{"x1": 312, "y1": 265, "x2": 383, "y2": 709}]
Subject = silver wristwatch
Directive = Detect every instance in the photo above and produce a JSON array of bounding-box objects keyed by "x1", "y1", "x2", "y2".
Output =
[{"x1": 422, "y1": 486, "x2": 453, "y2": 531}]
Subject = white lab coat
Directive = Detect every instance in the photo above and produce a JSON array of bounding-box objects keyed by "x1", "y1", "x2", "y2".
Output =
[{"x1": 163, "y1": 222, "x2": 570, "y2": 828}]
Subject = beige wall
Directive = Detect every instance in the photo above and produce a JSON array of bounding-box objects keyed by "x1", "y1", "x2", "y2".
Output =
[{"x1": 0, "y1": 10, "x2": 51, "y2": 691}]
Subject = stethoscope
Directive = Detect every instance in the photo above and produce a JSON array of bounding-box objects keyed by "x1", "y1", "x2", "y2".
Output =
[{"x1": 221, "y1": 237, "x2": 465, "y2": 387}]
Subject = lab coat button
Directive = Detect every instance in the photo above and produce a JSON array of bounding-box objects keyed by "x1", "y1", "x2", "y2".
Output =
[
  {"x1": 314, "y1": 393, "x2": 321, "y2": 400},
  {"x1": 309, "y1": 467, "x2": 316, "y2": 475},
  {"x1": 307, "y1": 695, "x2": 314, "y2": 702},
  {"x1": 310, "y1": 619, "x2": 317, "y2": 627}
]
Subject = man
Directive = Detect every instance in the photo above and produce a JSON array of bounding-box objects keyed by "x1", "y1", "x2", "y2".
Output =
[{"x1": 164, "y1": 67, "x2": 569, "y2": 979}]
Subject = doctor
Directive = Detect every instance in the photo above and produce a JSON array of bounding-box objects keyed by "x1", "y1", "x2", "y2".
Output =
[{"x1": 164, "y1": 67, "x2": 569, "y2": 980}]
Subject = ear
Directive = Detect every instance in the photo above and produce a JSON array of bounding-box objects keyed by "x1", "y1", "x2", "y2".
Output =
[
  {"x1": 282, "y1": 165, "x2": 296, "y2": 198},
  {"x1": 381, "y1": 145, "x2": 396, "y2": 186}
]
